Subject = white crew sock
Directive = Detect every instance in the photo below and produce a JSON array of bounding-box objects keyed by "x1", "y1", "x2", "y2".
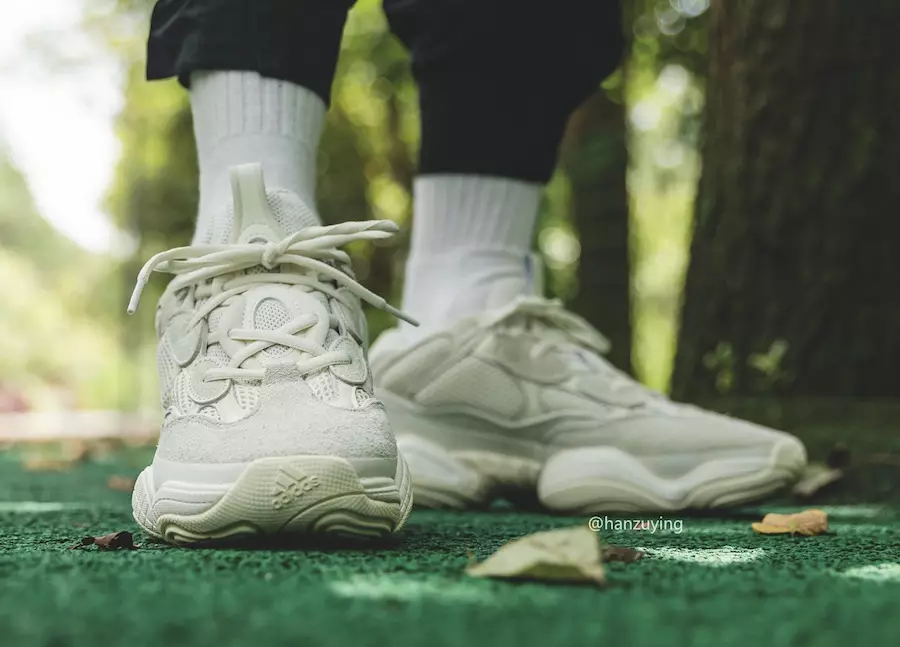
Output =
[
  {"x1": 401, "y1": 175, "x2": 542, "y2": 337},
  {"x1": 190, "y1": 71, "x2": 325, "y2": 244}
]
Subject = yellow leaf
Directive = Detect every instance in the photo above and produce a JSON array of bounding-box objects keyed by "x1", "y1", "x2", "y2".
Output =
[
  {"x1": 106, "y1": 475, "x2": 137, "y2": 492},
  {"x1": 466, "y1": 526, "x2": 606, "y2": 585},
  {"x1": 751, "y1": 509, "x2": 828, "y2": 536},
  {"x1": 22, "y1": 458, "x2": 75, "y2": 472}
]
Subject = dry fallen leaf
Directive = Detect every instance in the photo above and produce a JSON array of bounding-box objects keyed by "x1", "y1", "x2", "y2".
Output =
[
  {"x1": 602, "y1": 545, "x2": 646, "y2": 563},
  {"x1": 466, "y1": 526, "x2": 605, "y2": 585},
  {"x1": 752, "y1": 509, "x2": 828, "y2": 536},
  {"x1": 106, "y1": 475, "x2": 137, "y2": 492},
  {"x1": 22, "y1": 442, "x2": 90, "y2": 472},
  {"x1": 70, "y1": 531, "x2": 140, "y2": 550},
  {"x1": 791, "y1": 463, "x2": 843, "y2": 497},
  {"x1": 23, "y1": 458, "x2": 78, "y2": 472}
]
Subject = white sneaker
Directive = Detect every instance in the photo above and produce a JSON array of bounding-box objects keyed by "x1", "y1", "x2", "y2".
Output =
[
  {"x1": 370, "y1": 297, "x2": 806, "y2": 513},
  {"x1": 129, "y1": 164, "x2": 413, "y2": 545}
]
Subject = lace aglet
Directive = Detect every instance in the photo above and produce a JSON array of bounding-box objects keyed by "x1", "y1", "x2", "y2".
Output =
[
  {"x1": 126, "y1": 293, "x2": 140, "y2": 316},
  {"x1": 126, "y1": 274, "x2": 149, "y2": 315}
]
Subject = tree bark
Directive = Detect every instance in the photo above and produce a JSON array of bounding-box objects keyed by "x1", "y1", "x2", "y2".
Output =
[
  {"x1": 564, "y1": 91, "x2": 632, "y2": 373},
  {"x1": 673, "y1": 0, "x2": 900, "y2": 400}
]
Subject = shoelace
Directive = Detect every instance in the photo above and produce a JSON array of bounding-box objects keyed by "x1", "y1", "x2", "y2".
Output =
[
  {"x1": 486, "y1": 296, "x2": 661, "y2": 401},
  {"x1": 128, "y1": 220, "x2": 418, "y2": 381}
]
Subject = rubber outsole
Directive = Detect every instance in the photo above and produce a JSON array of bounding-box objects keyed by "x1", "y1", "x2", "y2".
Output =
[{"x1": 132, "y1": 454, "x2": 413, "y2": 546}]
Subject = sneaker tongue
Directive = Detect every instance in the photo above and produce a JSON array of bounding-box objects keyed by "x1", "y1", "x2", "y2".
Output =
[
  {"x1": 209, "y1": 163, "x2": 319, "y2": 244},
  {"x1": 217, "y1": 164, "x2": 332, "y2": 364}
]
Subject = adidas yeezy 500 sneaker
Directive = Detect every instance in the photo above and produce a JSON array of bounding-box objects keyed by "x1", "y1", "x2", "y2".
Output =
[
  {"x1": 129, "y1": 164, "x2": 414, "y2": 545},
  {"x1": 369, "y1": 297, "x2": 806, "y2": 513}
]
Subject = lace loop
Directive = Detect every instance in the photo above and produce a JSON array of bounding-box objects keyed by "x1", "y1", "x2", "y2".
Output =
[
  {"x1": 128, "y1": 220, "x2": 418, "y2": 381},
  {"x1": 128, "y1": 220, "x2": 417, "y2": 326}
]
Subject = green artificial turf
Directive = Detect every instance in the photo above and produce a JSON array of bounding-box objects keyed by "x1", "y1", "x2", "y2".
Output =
[{"x1": 1, "y1": 449, "x2": 899, "y2": 647}]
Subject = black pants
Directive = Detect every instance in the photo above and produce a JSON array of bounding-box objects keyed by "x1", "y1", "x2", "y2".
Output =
[{"x1": 147, "y1": 0, "x2": 623, "y2": 183}]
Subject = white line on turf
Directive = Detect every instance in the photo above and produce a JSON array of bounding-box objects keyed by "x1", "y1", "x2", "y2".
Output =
[
  {"x1": 839, "y1": 564, "x2": 900, "y2": 583},
  {"x1": 830, "y1": 523, "x2": 899, "y2": 535},
  {"x1": 681, "y1": 525, "x2": 747, "y2": 536},
  {"x1": 329, "y1": 575, "x2": 497, "y2": 603},
  {"x1": 637, "y1": 546, "x2": 765, "y2": 566},
  {"x1": 762, "y1": 505, "x2": 886, "y2": 519},
  {"x1": 817, "y1": 505, "x2": 886, "y2": 519},
  {"x1": 0, "y1": 502, "x2": 88, "y2": 513}
]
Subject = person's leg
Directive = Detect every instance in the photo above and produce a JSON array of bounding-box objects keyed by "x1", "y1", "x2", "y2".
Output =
[
  {"x1": 384, "y1": 0, "x2": 624, "y2": 337},
  {"x1": 371, "y1": 0, "x2": 806, "y2": 514},
  {"x1": 130, "y1": 0, "x2": 414, "y2": 545},
  {"x1": 147, "y1": 0, "x2": 354, "y2": 243}
]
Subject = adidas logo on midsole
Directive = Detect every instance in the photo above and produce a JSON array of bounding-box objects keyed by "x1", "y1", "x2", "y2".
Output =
[{"x1": 272, "y1": 467, "x2": 321, "y2": 510}]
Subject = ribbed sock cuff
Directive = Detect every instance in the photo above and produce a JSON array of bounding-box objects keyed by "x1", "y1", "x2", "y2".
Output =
[
  {"x1": 191, "y1": 71, "x2": 325, "y2": 155},
  {"x1": 409, "y1": 175, "x2": 542, "y2": 255}
]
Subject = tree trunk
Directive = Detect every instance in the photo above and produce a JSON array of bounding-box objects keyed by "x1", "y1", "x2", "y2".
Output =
[
  {"x1": 563, "y1": 91, "x2": 632, "y2": 373},
  {"x1": 673, "y1": 0, "x2": 900, "y2": 400}
]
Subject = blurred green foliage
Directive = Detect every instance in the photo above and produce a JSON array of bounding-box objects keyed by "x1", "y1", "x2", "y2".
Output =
[{"x1": 0, "y1": 150, "x2": 130, "y2": 408}]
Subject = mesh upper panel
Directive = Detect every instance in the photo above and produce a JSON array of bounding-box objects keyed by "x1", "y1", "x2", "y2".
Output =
[
  {"x1": 253, "y1": 297, "x2": 292, "y2": 357},
  {"x1": 417, "y1": 357, "x2": 527, "y2": 418},
  {"x1": 233, "y1": 381, "x2": 259, "y2": 411},
  {"x1": 214, "y1": 190, "x2": 318, "y2": 244},
  {"x1": 306, "y1": 368, "x2": 337, "y2": 403},
  {"x1": 266, "y1": 190, "x2": 319, "y2": 232},
  {"x1": 197, "y1": 405, "x2": 221, "y2": 421},
  {"x1": 173, "y1": 373, "x2": 195, "y2": 416},
  {"x1": 208, "y1": 308, "x2": 225, "y2": 333},
  {"x1": 207, "y1": 344, "x2": 230, "y2": 367},
  {"x1": 354, "y1": 387, "x2": 375, "y2": 408},
  {"x1": 157, "y1": 345, "x2": 179, "y2": 406}
]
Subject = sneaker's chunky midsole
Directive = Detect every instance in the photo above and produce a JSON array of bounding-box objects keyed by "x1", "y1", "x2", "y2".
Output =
[
  {"x1": 132, "y1": 453, "x2": 413, "y2": 545},
  {"x1": 380, "y1": 392, "x2": 806, "y2": 513},
  {"x1": 396, "y1": 433, "x2": 804, "y2": 513}
]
